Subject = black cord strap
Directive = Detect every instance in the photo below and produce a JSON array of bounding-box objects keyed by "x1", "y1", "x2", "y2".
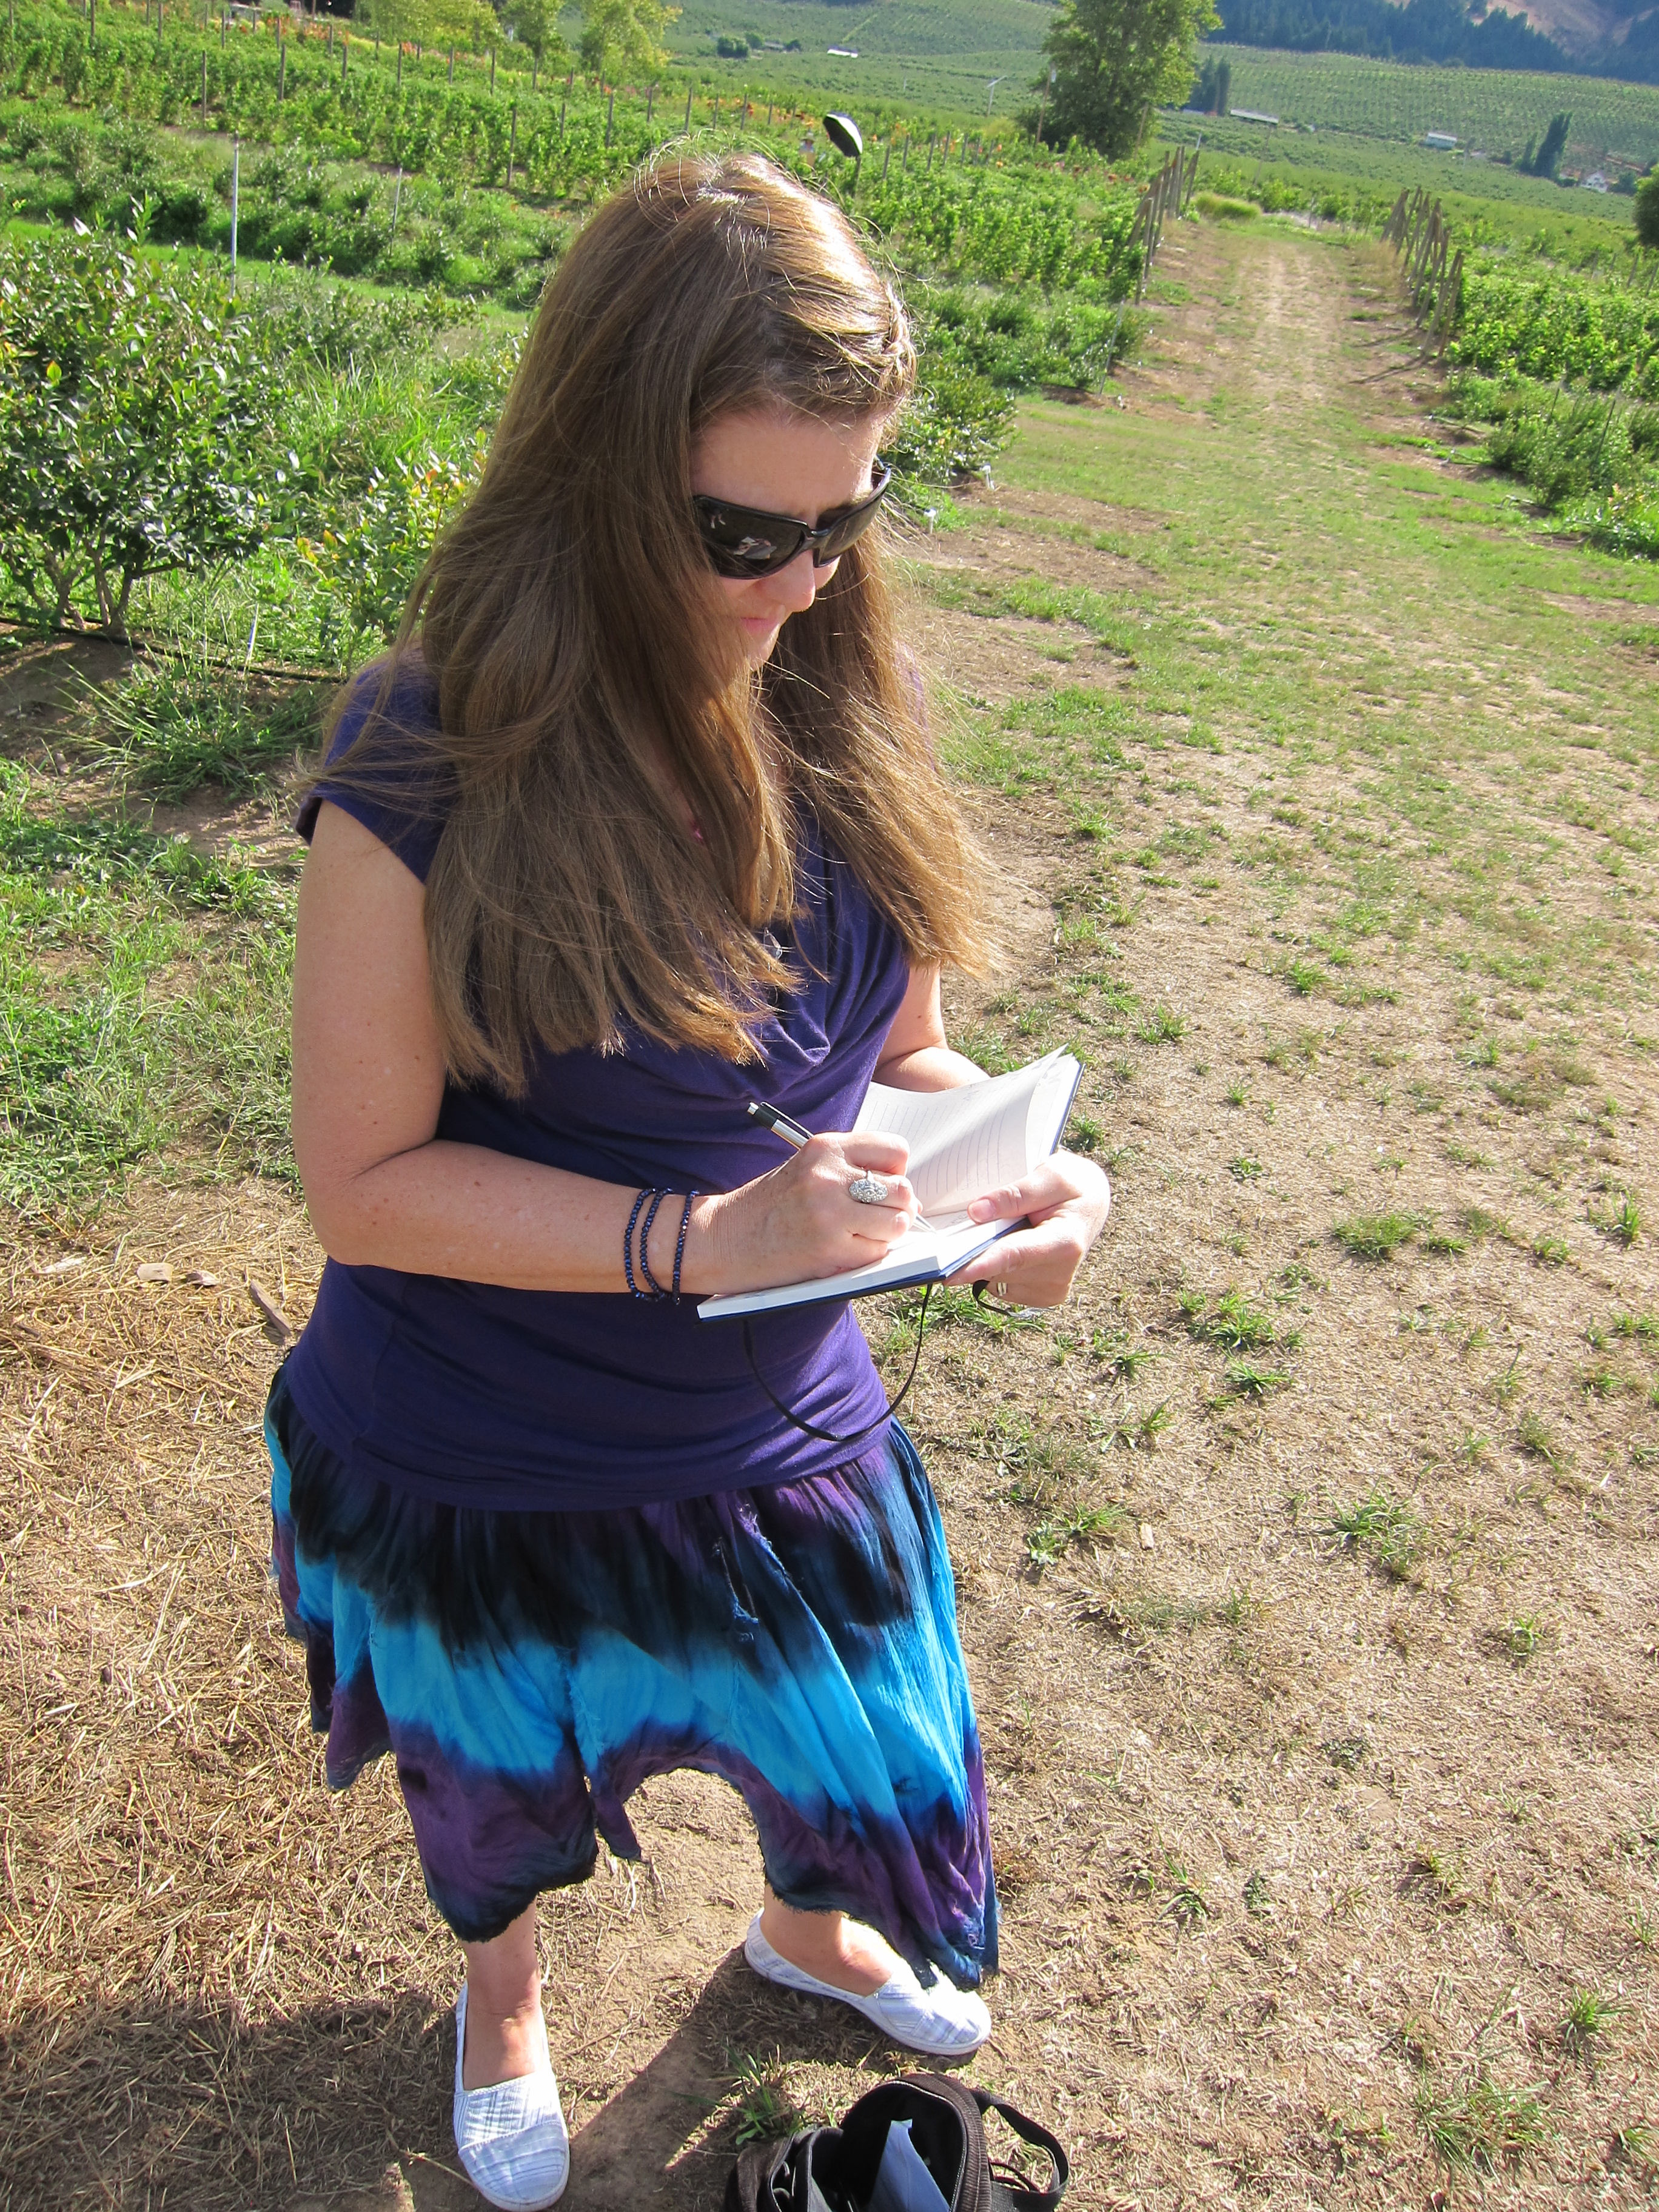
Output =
[{"x1": 741, "y1": 1282, "x2": 932, "y2": 1444}]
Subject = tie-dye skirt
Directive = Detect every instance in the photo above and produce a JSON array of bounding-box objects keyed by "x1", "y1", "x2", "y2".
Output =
[{"x1": 265, "y1": 1370, "x2": 996, "y2": 1991}]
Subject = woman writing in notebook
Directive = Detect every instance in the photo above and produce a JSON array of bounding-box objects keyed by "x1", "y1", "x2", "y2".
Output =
[{"x1": 272, "y1": 153, "x2": 1109, "y2": 2211}]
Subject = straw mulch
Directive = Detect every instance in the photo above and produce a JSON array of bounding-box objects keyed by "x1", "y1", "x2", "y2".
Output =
[{"x1": 0, "y1": 1186, "x2": 463, "y2": 2210}]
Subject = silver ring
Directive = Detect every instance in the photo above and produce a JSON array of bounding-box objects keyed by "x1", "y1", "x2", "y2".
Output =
[{"x1": 848, "y1": 1175, "x2": 891, "y2": 1206}]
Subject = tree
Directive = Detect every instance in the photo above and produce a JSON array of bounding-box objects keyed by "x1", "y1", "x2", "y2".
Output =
[
  {"x1": 1634, "y1": 171, "x2": 1659, "y2": 250},
  {"x1": 1187, "y1": 53, "x2": 1226, "y2": 111},
  {"x1": 577, "y1": 0, "x2": 679, "y2": 81},
  {"x1": 1031, "y1": 0, "x2": 1219, "y2": 158},
  {"x1": 1524, "y1": 110, "x2": 1571, "y2": 178},
  {"x1": 498, "y1": 0, "x2": 566, "y2": 65}
]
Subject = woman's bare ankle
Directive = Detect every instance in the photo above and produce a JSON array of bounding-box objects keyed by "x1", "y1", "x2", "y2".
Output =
[
  {"x1": 460, "y1": 1905, "x2": 545, "y2": 2091},
  {"x1": 759, "y1": 1888, "x2": 898, "y2": 1998}
]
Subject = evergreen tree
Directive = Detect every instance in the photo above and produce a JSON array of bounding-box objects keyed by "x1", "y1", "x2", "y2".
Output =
[
  {"x1": 1525, "y1": 110, "x2": 1572, "y2": 178},
  {"x1": 1635, "y1": 173, "x2": 1659, "y2": 252}
]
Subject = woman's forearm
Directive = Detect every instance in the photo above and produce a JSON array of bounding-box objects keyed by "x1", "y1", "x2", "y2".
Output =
[
  {"x1": 306, "y1": 1124, "x2": 928, "y2": 1298},
  {"x1": 309, "y1": 1140, "x2": 688, "y2": 1293}
]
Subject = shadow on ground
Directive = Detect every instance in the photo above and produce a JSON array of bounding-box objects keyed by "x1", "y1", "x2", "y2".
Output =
[{"x1": 5, "y1": 1952, "x2": 877, "y2": 2211}]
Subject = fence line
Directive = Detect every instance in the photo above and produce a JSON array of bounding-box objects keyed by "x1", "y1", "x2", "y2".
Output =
[
  {"x1": 1382, "y1": 187, "x2": 1464, "y2": 358},
  {"x1": 1134, "y1": 145, "x2": 1190, "y2": 302}
]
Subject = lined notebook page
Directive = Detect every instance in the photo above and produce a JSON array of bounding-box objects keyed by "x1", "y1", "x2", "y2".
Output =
[{"x1": 856, "y1": 1051, "x2": 1068, "y2": 1218}]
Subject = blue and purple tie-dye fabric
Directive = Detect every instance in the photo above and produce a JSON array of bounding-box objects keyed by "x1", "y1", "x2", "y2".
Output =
[{"x1": 268, "y1": 1384, "x2": 996, "y2": 1988}]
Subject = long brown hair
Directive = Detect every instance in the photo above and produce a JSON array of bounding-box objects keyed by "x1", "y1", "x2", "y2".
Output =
[{"x1": 330, "y1": 150, "x2": 983, "y2": 1096}]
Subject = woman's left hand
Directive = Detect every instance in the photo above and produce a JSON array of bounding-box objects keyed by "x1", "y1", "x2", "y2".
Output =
[{"x1": 942, "y1": 1151, "x2": 1111, "y2": 1309}]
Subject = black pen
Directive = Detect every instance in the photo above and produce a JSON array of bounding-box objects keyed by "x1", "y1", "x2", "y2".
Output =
[{"x1": 747, "y1": 1100, "x2": 813, "y2": 1149}]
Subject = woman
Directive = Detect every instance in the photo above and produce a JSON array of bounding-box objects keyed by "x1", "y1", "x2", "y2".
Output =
[{"x1": 270, "y1": 152, "x2": 1109, "y2": 2211}]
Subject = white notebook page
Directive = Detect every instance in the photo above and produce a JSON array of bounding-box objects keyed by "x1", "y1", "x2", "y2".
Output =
[{"x1": 856, "y1": 1050, "x2": 1071, "y2": 1218}]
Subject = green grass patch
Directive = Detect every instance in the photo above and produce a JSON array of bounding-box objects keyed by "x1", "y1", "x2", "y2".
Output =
[{"x1": 1334, "y1": 1212, "x2": 1418, "y2": 1260}]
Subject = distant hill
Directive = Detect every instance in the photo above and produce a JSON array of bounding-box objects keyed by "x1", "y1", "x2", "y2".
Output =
[{"x1": 1208, "y1": 0, "x2": 1659, "y2": 80}]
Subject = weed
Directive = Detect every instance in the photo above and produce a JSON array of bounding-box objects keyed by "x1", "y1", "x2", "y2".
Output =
[
  {"x1": 1218, "y1": 1584, "x2": 1262, "y2": 1629},
  {"x1": 1417, "y1": 2071, "x2": 1549, "y2": 2173},
  {"x1": 1461, "y1": 1206, "x2": 1511, "y2": 1240},
  {"x1": 1562, "y1": 1988, "x2": 1623, "y2": 2054},
  {"x1": 1492, "y1": 1353, "x2": 1524, "y2": 1406},
  {"x1": 1612, "y1": 2122, "x2": 1657, "y2": 2177},
  {"x1": 1532, "y1": 1232, "x2": 1570, "y2": 1265},
  {"x1": 1446, "y1": 1141, "x2": 1495, "y2": 1168},
  {"x1": 1602, "y1": 1192, "x2": 1641, "y2": 1245},
  {"x1": 1410, "y1": 1846, "x2": 1470, "y2": 1908},
  {"x1": 1225, "y1": 1079, "x2": 1249, "y2": 1107},
  {"x1": 725, "y1": 2049, "x2": 805, "y2": 2147},
  {"x1": 1242, "y1": 1871, "x2": 1273, "y2": 1917},
  {"x1": 1225, "y1": 1359, "x2": 1290, "y2": 1397},
  {"x1": 1323, "y1": 1734, "x2": 1367, "y2": 1772},
  {"x1": 1229, "y1": 1155, "x2": 1264, "y2": 1182},
  {"x1": 1517, "y1": 1410, "x2": 1572, "y2": 1470},
  {"x1": 1091, "y1": 1328, "x2": 1159, "y2": 1378},
  {"x1": 1137, "y1": 1004, "x2": 1187, "y2": 1044},
  {"x1": 1500, "y1": 1615, "x2": 1550, "y2": 1664},
  {"x1": 1180, "y1": 1285, "x2": 1276, "y2": 1352},
  {"x1": 1612, "y1": 1309, "x2": 1659, "y2": 1342},
  {"x1": 1285, "y1": 958, "x2": 1323, "y2": 996},
  {"x1": 1098, "y1": 1399, "x2": 1174, "y2": 1452},
  {"x1": 1628, "y1": 1903, "x2": 1657, "y2": 1951},
  {"x1": 1421, "y1": 1228, "x2": 1468, "y2": 1255},
  {"x1": 1161, "y1": 1857, "x2": 1210, "y2": 1926},
  {"x1": 1326, "y1": 1492, "x2": 1422, "y2": 1579},
  {"x1": 1581, "y1": 1366, "x2": 1626, "y2": 1398},
  {"x1": 1070, "y1": 1111, "x2": 1104, "y2": 1151},
  {"x1": 893, "y1": 1284, "x2": 1043, "y2": 1346},
  {"x1": 1333, "y1": 1212, "x2": 1418, "y2": 1260},
  {"x1": 1026, "y1": 1501, "x2": 1131, "y2": 1569}
]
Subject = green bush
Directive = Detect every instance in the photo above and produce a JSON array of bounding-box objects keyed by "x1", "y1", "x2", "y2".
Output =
[
  {"x1": 886, "y1": 357, "x2": 1013, "y2": 489},
  {"x1": 0, "y1": 230, "x2": 286, "y2": 630},
  {"x1": 919, "y1": 286, "x2": 1132, "y2": 393}
]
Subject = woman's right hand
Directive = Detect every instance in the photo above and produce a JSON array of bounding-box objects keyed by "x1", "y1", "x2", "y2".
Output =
[{"x1": 678, "y1": 1134, "x2": 917, "y2": 1295}]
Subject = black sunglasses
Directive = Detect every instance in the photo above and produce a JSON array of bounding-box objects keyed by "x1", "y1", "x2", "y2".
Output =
[{"x1": 692, "y1": 464, "x2": 893, "y2": 580}]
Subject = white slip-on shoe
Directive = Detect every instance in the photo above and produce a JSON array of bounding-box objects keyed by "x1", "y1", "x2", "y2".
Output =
[
  {"x1": 452, "y1": 1982, "x2": 570, "y2": 2211},
  {"x1": 743, "y1": 1914, "x2": 991, "y2": 2057}
]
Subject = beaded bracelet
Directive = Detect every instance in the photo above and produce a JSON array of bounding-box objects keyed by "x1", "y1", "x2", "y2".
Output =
[
  {"x1": 672, "y1": 1192, "x2": 699, "y2": 1304},
  {"x1": 638, "y1": 1188, "x2": 671, "y2": 1298},
  {"x1": 623, "y1": 1187, "x2": 657, "y2": 1299}
]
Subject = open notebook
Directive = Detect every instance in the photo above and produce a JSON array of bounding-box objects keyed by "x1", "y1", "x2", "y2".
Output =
[{"x1": 697, "y1": 1047, "x2": 1084, "y2": 1321}]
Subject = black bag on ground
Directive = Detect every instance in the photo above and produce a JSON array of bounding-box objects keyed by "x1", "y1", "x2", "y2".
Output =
[{"x1": 723, "y1": 2071, "x2": 1068, "y2": 2212}]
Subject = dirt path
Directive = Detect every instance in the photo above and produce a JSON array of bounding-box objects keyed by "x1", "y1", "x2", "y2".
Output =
[{"x1": 3, "y1": 220, "x2": 1657, "y2": 2212}]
